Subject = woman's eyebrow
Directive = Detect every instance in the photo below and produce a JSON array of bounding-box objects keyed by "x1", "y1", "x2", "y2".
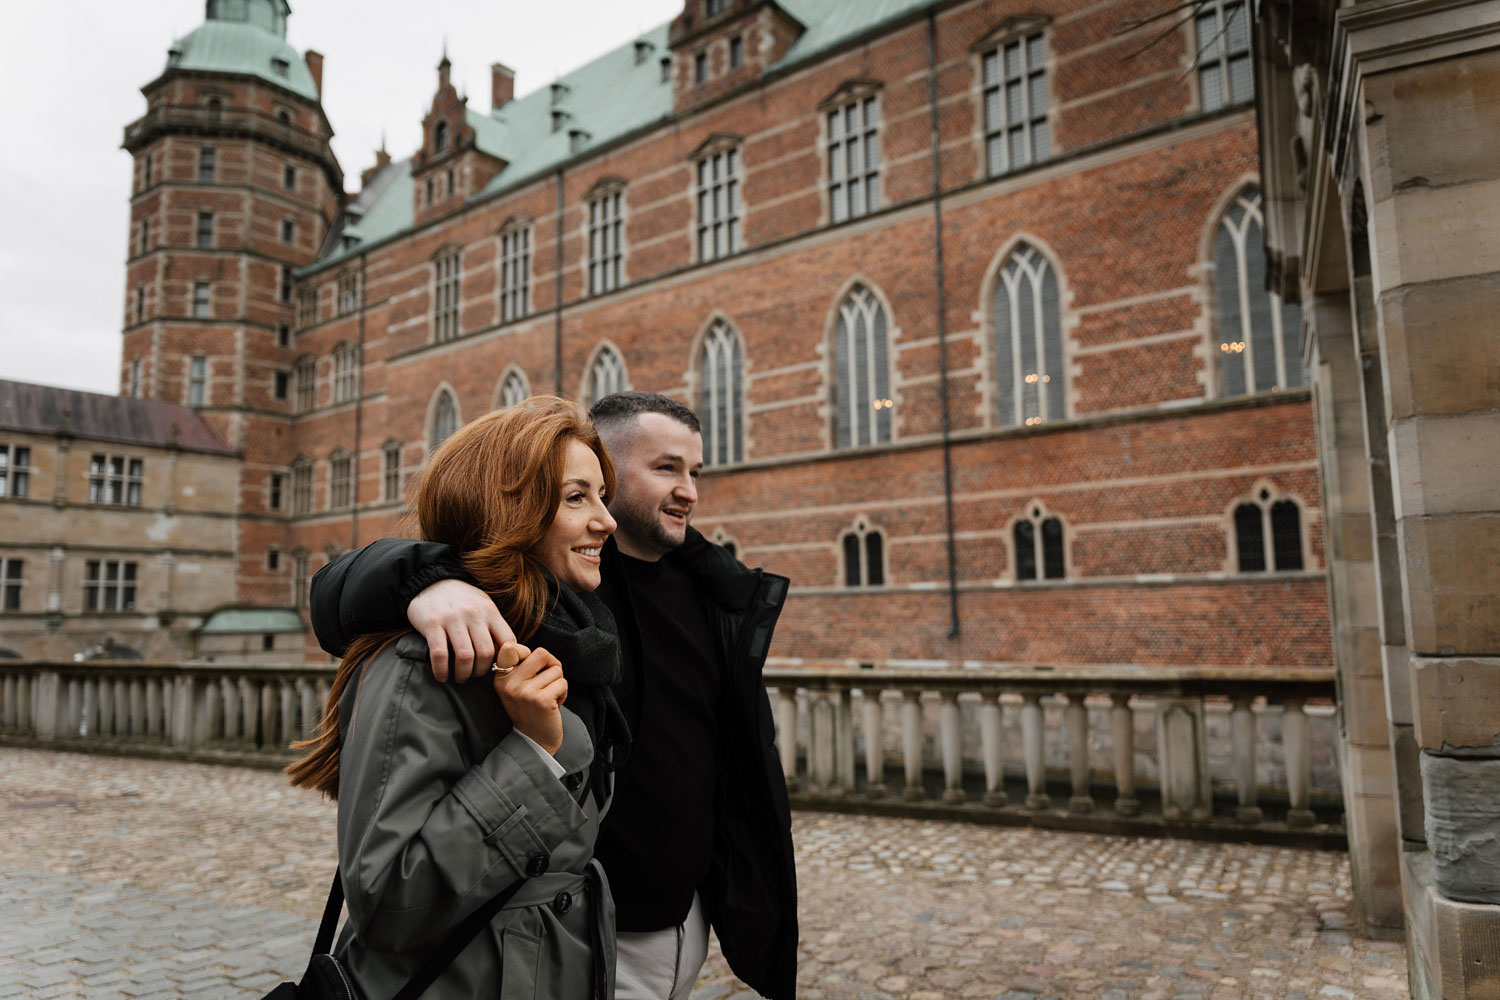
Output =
[{"x1": 562, "y1": 478, "x2": 595, "y2": 489}]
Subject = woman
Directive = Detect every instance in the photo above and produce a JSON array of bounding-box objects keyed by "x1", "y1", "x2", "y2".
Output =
[{"x1": 287, "y1": 396, "x2": 627, "y2": 1000}]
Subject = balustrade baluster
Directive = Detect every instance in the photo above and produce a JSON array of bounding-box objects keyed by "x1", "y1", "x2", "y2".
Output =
[
  {"x1": 145, "y1": 678, "x2": 163, "y2": 737},
  {"x1": 2, "y1": 675, "x2": 15, "y2": 730},
  {"x1": 1110, "y1": 693, "x2": 1139, "y2": 816},
  {"x1": 97, "y1": 677, "x2": 114, "y2": 737},
  {"x1": 1067, "y1": 692, "x2": 1093, "y2": 812},
  {"x1": 939, "y1": 691, "x2": 965, "y2": 804},
  {"x1": 220, "y1": 678, "x2": 239, "y2": 742},
  {"x1": 1021, "y1": 692, "x2": 1048, "y2": 809},
  {"x1": 259, "y1": 681, "x2": 277, "y2": 750},
  {"x1": 1232, "y1": 695, "x2": 1262, "y2": 824},
  {"x1": 774, "y1": 687, "x2": 798, "y2": 790},
  {"x1": 862, "y1": 688, "x2": 886, "y2": 798},
  {"x1": 1283, "y1": 697, "x2": 1315, "y2": 828},
  {"x1": 200, "y1": 676, "x2": 222, "y2": 744},
  {"x1": 810, "y1": 690, "x2": 834, "y2": 793},
  {"x1": 240, "y1": 679, "x2": 257, "y2": 746},
  {"x1": 114, "y1": 678, "x2": 129, "y2": 736},
  {"x1": 900, "y1": 689, "x2": 924, "y2": 801},
  {"x1": 979, "y1": 691, "x2": 1006, "y2": 806},
  {"x1": 17, "y1": 674, "x2": 32, "y2": 734},
  {"x1": 277, "y1": 679, "x2": 296, "y2": 747},
  {"x1": 833, "y1": 687, "x2": 855, "y2": 795},
  {"x1": 299, "y1": 679, "x2": 318, "y2": 741},
  {"x1": 66, "y1": 679, "x2": 81, "y2": 738},
  {"x1": 315, "y1": 679, "x2": 331, "y2": 715},
  {"x1": 128, "y1": 679, "x2": 145, "y2": 737}
]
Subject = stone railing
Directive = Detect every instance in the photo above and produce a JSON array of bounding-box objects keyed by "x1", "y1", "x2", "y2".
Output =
[
  {"x1": 763, "y1": 666, "x2": 1343, "y2": 843},
  {"x1": 123, "y1": 104, "x2": 337, "y2": 167},
  {"x1": 0, "y1": 661, "x2": 331, "y2": 764},
  {"x1": 0, "y1": 661, "x2": 1342, "y2": 842}
]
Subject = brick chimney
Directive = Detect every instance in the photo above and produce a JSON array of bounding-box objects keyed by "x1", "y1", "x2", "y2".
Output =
[
  {"x1": 492, "y1": 62, "x2": 515, "y2": 111},
  {"x1": 360, "y1": 146, "x2": 392, "y2": 189},
  {"x1": 304, "y1": 50, "x2": 324, "y2": 95}
]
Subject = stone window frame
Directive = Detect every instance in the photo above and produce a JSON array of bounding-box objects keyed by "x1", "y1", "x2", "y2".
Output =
[
  {"x1": 327, "y1": 449, "x2": 353, "y2": 510},
  {"x1": 692, "y1": 134, "x2": 743, "y2": 263},
  {"x1": 432, "y1": 246, "x2": 463, "y2": 343},
  {"x1": 1190, "y1": 0, "x2": 1253, "y2": 113},
  {"x1": 268, "y1": 470, "x2": 287, "y2": 512},
  {"x1": 283, "y1": 163, "x2": 297, "y2": 190},
  {"x1": 273, "y1": 368, "x2": 290, "y2": 401},
  {"x1": 689, "y1": 314, "x2": 747, "y2": 467},
  {"x1": 0, "y1": 557, "x2": 22, "y2": 612},
  {"x1": 581, "y1": 342, "x2": 631, "y2": 407},
  {"x1": 292, "y1": 548, "x2": 310, "y2": 608},
  {"x1": 1201, "y1": 181, "x2": 1306, "y2": 400},
  {"x1": 585, "y1": 179, "x2": 628, "y2": 297},
  {"x1": 293, "y1": 355, "x2": 316, "y2": 412},
  {"x1": 281, "y1": 217, "x2": 295, "y2": 245},
  {"x1": 89, "y1": 454, "x2": 143, "y2": 507},
  {"x1": 84, "y1": 558, "x2": 138, "y2": 612},
  {"x1": 427, "y1": 385, "x2": 461, "y2": 454},
  {"x1": 188, "y1": 356, "x2": 207, "y2": 407},
  {"x1": 196, "y1": 211, "x2": 214, "y2": 249},
  {"x1": 825, "y1": 278, "x2": 899, "y2": 451},
  {"x1": 972, "y1": 17, "x2": 1055, "y2": 180},
  {"x1": 331, "y1": 342, "x2": 359, "y2": 404},
  {"x1": 336, "y1": 268, "x2": 361, "y2": 316},
  {"x1": 498, "y1": 217, "x2": 533, "y2": 323},
  {"x1": 198, "y1": 146, "x2": 217, "y2": 183},
  {"x1": 0, "y1": 444, "x2": 31, "y2": 500},
  {"x1": 135, "y1": 286, "x2": 146, "y2": 325},
  {"x1": 129, "y1": 358, "x2": 143, "y2": 396},
  {"x1": 494, "y1": 366, "x2": 530, "y2": 409},
  {"x1": 382, "y1": 440, "x2": 403, "y2": 502},
  {"x1": 267, "y1": 545, "x2": 281, "y2": 572},
  {"x1": 191, "y1": 282, "x2": 212, "y2": 319},
  {"x1": 818, "y1": 81, "x2": 884, "y2": 225},
  {"x1": 291, "y1": 456, "x2": 313, "y2": 515},
  {"x1": 1005, "y1": 499, "x2": 1070, "y2": 582},
  {"x1": 709, "y1": 526, "x2": 739, "y2": 560},
  {"x1": 434, "y1": 119, "x2": 450, "y2": 154},
  {"x1": 978, "y1": 234, "x2": 1074, "y2": 430},
  {"x1": 298, "y1": 285, "x2": 318, "y2": 328},
  {"x1": 838, "y1": 515, "x2": 888, "y2": 588},
  {"x1": 280, "y1": 265, "x2": 293, "y2": 303},
  {"x1": 1224, "y1": 480, "x2": 1314, "y2": 574}
]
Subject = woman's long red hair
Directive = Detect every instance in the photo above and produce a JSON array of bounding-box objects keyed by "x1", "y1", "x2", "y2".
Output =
[{"x1": 286, "y1": 395, "x2": 615, "y2": 798}]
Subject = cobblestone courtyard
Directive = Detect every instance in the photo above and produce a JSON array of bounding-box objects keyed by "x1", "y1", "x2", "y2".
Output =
[{"x1": 0, "y1": 748, "x2": 1406, "y2": 999}]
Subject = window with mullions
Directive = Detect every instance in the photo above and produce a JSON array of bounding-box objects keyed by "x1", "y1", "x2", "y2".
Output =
[
  {"x1": 433, "y1": 251, "x2": 462, "y2": 341},
  {"x1": 699, "y1": 320, "x2": 744, "y2": 466},
  {"x1": 0, "y1": 558, "x2": 21, "y2": 611},
  {"x1": 696, "y1": 146, "x2": 740, "y2": 261},
  {"x1": 84, "y1": 560, "x2": 137, "y2": 612},
  {"x1": 1214, "y1": 186, "x2": 1305, "y2": 396},
  {"x1": 196, "y1": 211, "x2": 214, "y2": 249},
  {"x1": 291, "y1": 457, "x2": 312, "y2": 515},
  {"x1": 382, "y1": 441, "x2": 402, "y2": 502},
  {"x1": 827, "y1": 93, "x2": 880, "y2": 223},
  {"x1": 199, "y1": 146, "x2": 216, "y2": 182},
  {"x1": 292, "y1": 549, "x2": 309, "y2": 608},
  {"x1": 587, "y1": 187, "x2": 624, "y2": 296},
  {"x1": 0, "y1": 445, "x2": 32, "y2": 499},
  {"x1": 328, "y1": 451, "x2": 352, "y2": 510},
  {"x1": 982, "y1": 33, "x2": 1050, "y2": 176},
  {"x1": 89, "y1": 455, "x2": 144, "y2": 506},
  {"x1": 430, "y1": 390, "x2": 459, "y2": 450},
  {"x1": 840, "y1": 518, "x2": 886, "y2": 587},
  {"x1": 298, "y1": 286, "x2": 317, "y2": 328},
  {"x1": 332, "y1": 343, "x2": 359, "y2": 403},
  {"x1": 294, "y1": 356, "x2": 316, "y2": 412},
  {"x1": 1013, "y1": 503, "x2": 1066, "y2": 581},
  {"x1": 832, "y1": 284, "x2": 893, "y2": 449},
  {"x1": 994, "y1": 242, "x2": 1065, "y2": 427},
  {"x1": 337, "y1": 271, "x2": 361, "y2": 315},
  {"x1": 188, "y1": 356, "x2": 206, "y2": 406},
  {"x1": 500, "y1": 224, "x2": 531, "y2": 322},
  {"x1": 1195, "y1": 0, "x2": 1253, "y2": 112},
  {"x1": 1232, "y1": 488, "x2": 1305, "y2": 572},
  {"x1": 192, "y1": 282, "x2": 212, "y2": 319},
  {"x1": 585, "y1": 346, "x2": 629, "y2": 407},
  {"x1": 498, "y1": 370, "x2": 529, "y2": 409}
]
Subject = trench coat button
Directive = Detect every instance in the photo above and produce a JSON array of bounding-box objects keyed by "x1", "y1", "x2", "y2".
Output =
[
  {"x1": 564, "y1": 772, "x2": 585, "y2": 791},
  {"x1": 525, "y1": 852, "x2": 549, "y2": 877},
  {"x1": 552, "y1": 891, "x2": 573, "y2": 915}
]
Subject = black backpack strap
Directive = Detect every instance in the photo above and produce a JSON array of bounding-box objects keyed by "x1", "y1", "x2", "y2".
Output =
[{"x1": 311, "y1": 872, "x2": 345, "y2": 959}]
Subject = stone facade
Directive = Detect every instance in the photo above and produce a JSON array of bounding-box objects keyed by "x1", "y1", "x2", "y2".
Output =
[{"x1": 1255, "y1": 0, "x2": 1500, "y2": 988}]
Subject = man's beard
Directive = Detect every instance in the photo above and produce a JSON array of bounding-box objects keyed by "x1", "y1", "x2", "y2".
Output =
[{"x1": 611, "y1": 491, "x2": 685, "y2": 556}]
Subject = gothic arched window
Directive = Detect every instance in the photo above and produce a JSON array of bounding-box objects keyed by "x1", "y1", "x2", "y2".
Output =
[
  {"x1": 497, "y1": 369, "x2": 529, "y2": 409},
  {"x1": 994, "y1": 242, "x2": 1064, "y2": 428},
  {"x1": 840, "y1": 517, "x2": 885, "y2": 587},
  {"x1": 832, "y1": 284, "x2": 893, "y2": 449},
  {"x1": 699, "y1": 319, "x2": 744, "y2": 466},
  {"x1": 1213, "y1": 186, "x2": 1306, "y2": 397},
  {"x1": 1013, "y1": 502, "x2": 1066, "y2": 580},
  {"x1": 1232, "y1": 486, "x2": 1306, "y2": 572},
  {"x1": 586, "y1": 346, "x2": 629, "y2": 406},
  {"x1": 429, "y1": 389, "x2": 459, "y2": 451}
]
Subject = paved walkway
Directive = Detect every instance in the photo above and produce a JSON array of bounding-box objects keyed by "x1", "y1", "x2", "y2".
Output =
[{"x1": 0, "y1": 748, "x2": 1406, "y2": 999}]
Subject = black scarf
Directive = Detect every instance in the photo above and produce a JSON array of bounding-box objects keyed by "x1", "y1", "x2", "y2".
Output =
[{"x1": 527, "y1": 579, "x2": 631, "y2": 807}]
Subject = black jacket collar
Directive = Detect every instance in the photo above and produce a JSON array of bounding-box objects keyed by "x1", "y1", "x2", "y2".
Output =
[{"x1": 603, "y1": 527, "x2": 759, "y2": 613}]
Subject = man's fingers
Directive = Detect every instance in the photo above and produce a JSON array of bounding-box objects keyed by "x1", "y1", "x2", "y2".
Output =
[
  {"x1": 448, "y1": 629, "x2": 476, "y2": 683},
  {"x1": 489, "y1": 615, "x2": 518, "y2": 648},
  {"x1": 468, "y1": 621, "x2": 496, "y2": 677},
  {"x1": 423, "y1": 626, "x2": 450, "y2": 683}
]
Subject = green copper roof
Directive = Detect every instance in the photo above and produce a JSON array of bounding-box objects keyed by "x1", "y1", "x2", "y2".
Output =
[
  {"x1": 166, "y1": 19, "x2": 320, "y2": 102},
  {"x1": 198, "y1": 608, "x2": 306, "y2": 634},
  {"x1": 307, "y1": 0, "x2": 943, "y2": 272}
]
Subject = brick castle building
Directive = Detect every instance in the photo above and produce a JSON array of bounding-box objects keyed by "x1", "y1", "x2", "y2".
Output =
[{"x1": 95, "y1": 0, "x2": 1327, "y2": 669}]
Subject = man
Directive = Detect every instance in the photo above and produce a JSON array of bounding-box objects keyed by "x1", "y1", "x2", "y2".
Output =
[{"x1": 309, "y1": 392, "x2": 797, "y2": 1000}]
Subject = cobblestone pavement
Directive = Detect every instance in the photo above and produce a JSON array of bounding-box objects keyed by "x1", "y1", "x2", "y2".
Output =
[{"x1": 0, "y1": 748, "x2": 1407, "y2": 999}]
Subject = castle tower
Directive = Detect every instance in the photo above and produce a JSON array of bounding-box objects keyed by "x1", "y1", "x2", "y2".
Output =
[{"x1": 121, "y1": 0, "x2": 343, "y2": 609}]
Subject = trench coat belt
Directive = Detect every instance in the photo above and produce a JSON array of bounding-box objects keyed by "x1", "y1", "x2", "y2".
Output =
[
  {"x1": 498, "y1": 869, "x2": 590, "y2": 909},
  {"x1": 496, "y1": 861, "x2": 613, "y2": 1000}
]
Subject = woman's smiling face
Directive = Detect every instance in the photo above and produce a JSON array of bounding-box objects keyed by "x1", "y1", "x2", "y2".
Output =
[{"x1": 531, "y1": 438, "x2": 617, "y2": 591}]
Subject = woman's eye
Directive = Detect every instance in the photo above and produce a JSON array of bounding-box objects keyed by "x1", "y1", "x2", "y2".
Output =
[{"x1": 567, "y1": 492, "x2": 584, "y2": 504}]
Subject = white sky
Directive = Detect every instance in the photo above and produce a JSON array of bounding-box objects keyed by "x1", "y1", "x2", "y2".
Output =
[{"x1": 0, "y1": 0, "x2": 681, "y2": 395}]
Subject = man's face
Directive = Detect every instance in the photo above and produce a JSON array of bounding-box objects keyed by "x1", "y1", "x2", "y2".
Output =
[{"x1": 605, "y1": 412, "x2": 703, "y2": 561}]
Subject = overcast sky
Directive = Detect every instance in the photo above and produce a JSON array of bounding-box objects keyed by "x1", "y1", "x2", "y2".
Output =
[{"x1": 0, "y1": 0, "x2": 681, "y2": 395}]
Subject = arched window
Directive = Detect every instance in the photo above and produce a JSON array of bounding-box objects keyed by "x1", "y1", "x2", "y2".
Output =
[
  {"x1": 840, "y1": 517, "x2": 885, "y2": 587},
  {"x1": 699, "y1": 319, "x2": 744, "y2": 466},
  {"x1": 994, "y1": 242, "x2": 1064, "y2": 428},
  {"x1": 1213, "y1": 186, "x2": 1306, "y2": 397},
  {"x1": 586, "y1": 345, "x2": 629, "y2": 406},
  {"x1": 1232, "y1": 486, "x2": 1306, "y2": 572},
  {"x1": 206, "y1": 97, "x2": 223, "y2": 121},
  {"x1": 497, "y1": 369, "x2": 529, "y2": 409},
  {"x1": 710, "y1": 527, "x2": 738, "y2": 560},
  {"x1": 832, "y1": 284, "x2": 893, "y2": 448},
  {"x1": 434, "y1": 120, "x2": 449, "y2": 153},
  {"x1": 429, "y1": 389, "x2": 459, "y2": 451},
  {"x1": 1013, "y1": 502, "x2": 1066, "y2": 580},
  {"x1": 332, "y1": 343, "x2": 358, "y2": 403}
]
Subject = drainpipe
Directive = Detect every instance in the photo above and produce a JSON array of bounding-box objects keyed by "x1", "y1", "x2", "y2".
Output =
[
  {"x1": 349, "y1": 251, "x2": 367, "y2": 549},
  {"x1": 553, "y1": 169, "x2": 566, "y2": 394},
  {"x1": 927, "y1": 9, "x2": 961, "y2": 639}
]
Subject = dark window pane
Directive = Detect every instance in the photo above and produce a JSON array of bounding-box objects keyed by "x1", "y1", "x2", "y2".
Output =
[
  {"x1": 1271, "y1": 500, "x2": 1304, "y2": 570},
  {"x1": 1014, "y1": 520, "x2": 1037, "y2": 581},
  {"x1": 865, "y1": 532, "x2": 884, "y2": 586},
  {"x1": 843, "y1": 533, "x2": 862, "y2": 586},
  {"x1": 1235, "y1": 503, "x2": 1266, "y2": 572},
  {"x1": 1041, "y1": 518, "x2": 1065, "y2": 579}
]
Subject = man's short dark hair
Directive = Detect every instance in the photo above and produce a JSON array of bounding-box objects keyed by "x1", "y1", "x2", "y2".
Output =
[{"x1": 589, "y1": 391, "x2": 701, "y2": 436}]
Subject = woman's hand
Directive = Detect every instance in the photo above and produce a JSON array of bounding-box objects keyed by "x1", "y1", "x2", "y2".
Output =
[{"x1": 491, "y1": 642, "x2": 568, "y2": 755}]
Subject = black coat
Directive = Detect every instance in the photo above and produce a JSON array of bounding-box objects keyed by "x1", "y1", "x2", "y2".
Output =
[{"x1": 309, "y1": 528, "x2": 798, "y2": 1000}]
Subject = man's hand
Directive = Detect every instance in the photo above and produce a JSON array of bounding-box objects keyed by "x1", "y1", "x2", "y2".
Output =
[
  {"x1": 409, "y1": 578, "x2": 516, "y2": 683},
  {"x1": 492, "y1": 643, "x2": 568, "y2": 755}
]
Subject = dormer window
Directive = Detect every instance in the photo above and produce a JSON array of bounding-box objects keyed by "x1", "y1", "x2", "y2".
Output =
[
  {"x1": 551, "y1": 110, "x2": 569, "y2": 133},
  {"x1": 271, "y1": 57, "x2": 290, "y2": 78},
  {"x1": 570, "y1": 129, "x2": 591, "y2": 154},
  {"x1": 661, "y1": 56, "x2": 672, "y2": 83},
  {"x1": 551, "y1": 82, "x2": 570, "y2": 105},
  {"x1": 707, "y1": 0, "x2": 732, "y2": 15},
  {"x1": 434, "y1": 120, "x2": 449, "y2": 153},
  {"x1": 634, "y1": 40, "x2": 654, "y2": 65}
]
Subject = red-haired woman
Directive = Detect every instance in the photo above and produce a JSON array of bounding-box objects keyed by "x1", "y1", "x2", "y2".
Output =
[{"x1": 288, "y1": 395, "x2": 626, "y2": 999}]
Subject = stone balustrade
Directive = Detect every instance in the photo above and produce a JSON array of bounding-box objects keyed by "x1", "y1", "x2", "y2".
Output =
[
  {"x1": 0, "y1": 660, "x2": 1341, "y2": 842},
  {"x1": 764, "y1": 666, "x2": 1342, "y2": 842}
]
